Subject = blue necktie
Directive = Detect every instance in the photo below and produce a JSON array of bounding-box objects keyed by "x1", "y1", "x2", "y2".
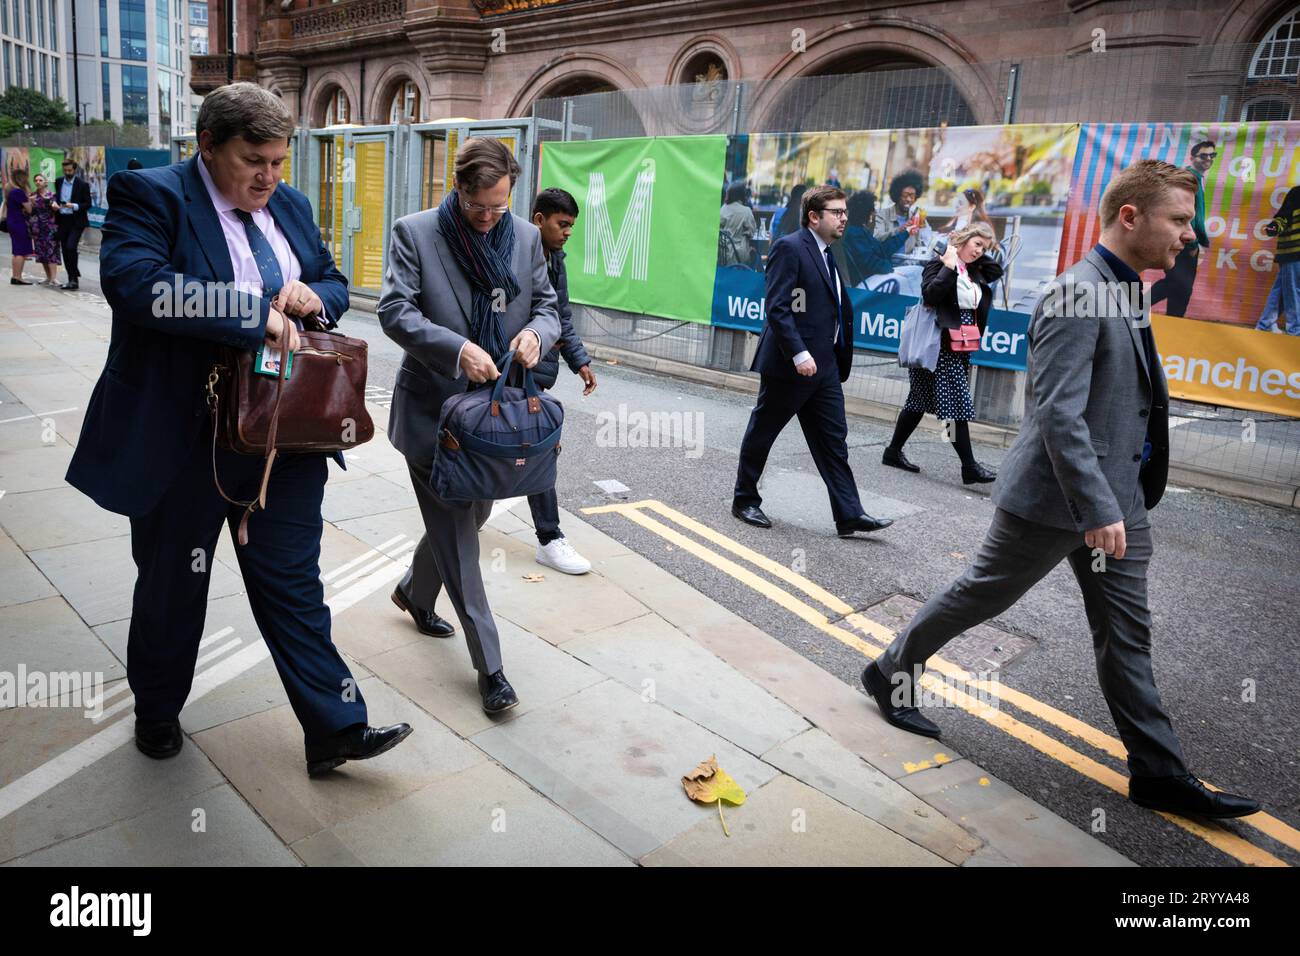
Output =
[{"x1": 234, "y1": 209, "x2": 283, "y2": 301}]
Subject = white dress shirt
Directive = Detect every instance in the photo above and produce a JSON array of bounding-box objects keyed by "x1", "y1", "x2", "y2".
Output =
[
  {"x1": 792, "y1": 227, "x2": 841, "y2": 368},
  {"x1": 196, "y1": 157, "x2": 303, "y2": 300},
  {"x1": 956, "y1": 261, "x2": 982, "y2": 309}
]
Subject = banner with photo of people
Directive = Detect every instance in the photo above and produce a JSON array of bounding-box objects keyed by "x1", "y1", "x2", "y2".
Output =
[
  {"x1": 543, "y1": 121, "x2": 1300, "y2": 415},
  {"x1": 1061, "y1": 122, "x2": 1300, "y2": 416},
  {"x1": 712, "y1": 123, "x2": 1079, "y2": 370}
]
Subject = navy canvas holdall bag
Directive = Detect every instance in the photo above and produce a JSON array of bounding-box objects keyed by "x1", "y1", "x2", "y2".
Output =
[{"x1": 430, "y1": 349, "x2": 564, "y2": 502}]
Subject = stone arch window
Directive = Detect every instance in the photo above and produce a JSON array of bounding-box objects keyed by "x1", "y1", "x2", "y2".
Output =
[
  {"x1": 1248, "y1": 7, "x2": 1300, "y2": 80},
  {"x1": 388, "y1": 79, "x2": 420, "y2": 124},
  {"x1": 1241, "y1": 95, "x2": 1292, "y2": 121},
  {"x1": 324, "y1": 86, "x2": 350, "y2": 125}
]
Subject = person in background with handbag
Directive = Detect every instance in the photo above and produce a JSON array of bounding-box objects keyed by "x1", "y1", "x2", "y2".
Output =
[
  {"x1": 378, "y1": 137, "x2": 560, "y2": 715},
  {"x1": 66, "y1": 82, "x2": 412, "y2": 777},
  {"x1": 882, "y1": 222, "x2": 1001, "y2": 484},
  {"x1": 529, "y1": 186, "x2": 596, "y2": 575},
  {"x1": 29, "y1": 173, "x2": 63, "y2": 286}
]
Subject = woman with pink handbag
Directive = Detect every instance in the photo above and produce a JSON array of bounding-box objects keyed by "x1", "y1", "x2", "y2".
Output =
[{"x1": 882, "y1": 221, "x2": 1003, "y2": 484}]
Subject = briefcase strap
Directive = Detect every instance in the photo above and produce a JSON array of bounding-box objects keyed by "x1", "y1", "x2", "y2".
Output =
[{"x1": 205, "y1": 325, "x2": 292, "y2": 546}]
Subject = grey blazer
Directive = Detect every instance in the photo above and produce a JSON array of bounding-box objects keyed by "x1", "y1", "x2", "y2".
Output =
[
  {"x1": 378, "y1": 210, "x2": 561, "y2": 463},
  {"x1": 992, "y1": 247, "x2": 1169, "y2": 532}
]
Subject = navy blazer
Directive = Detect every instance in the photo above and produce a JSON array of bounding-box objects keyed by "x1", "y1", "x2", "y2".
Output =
[
  {"x1": 66, "y1": 156, "x2": 350, "y2": 517},
  {"x1": 531, "y1": 247, "x2": 591, "y2": 391},
  {"x1": 750, "y1": 228, "x2": 854, "y2": 383},
  {"x1": 56, "y1": 175, "x2": 93, "y2": 230}
]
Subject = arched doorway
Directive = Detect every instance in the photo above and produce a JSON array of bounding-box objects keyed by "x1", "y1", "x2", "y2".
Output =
[
  {"x1": 530, "y1": 74, "x2": 647, "y2": 139},
  {"x1": 759, "y1": 50, "x2": 979, "y2": 133}
]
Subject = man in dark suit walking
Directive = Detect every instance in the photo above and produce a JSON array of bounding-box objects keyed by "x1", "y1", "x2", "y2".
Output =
[
  {"x1": 732, "y1": 185, "x2": 892, "y2": 537},
  {"x1": 861, "y1": 159, "x2": 1259, "y2": 819},
  {"x1": 55, "y1": 157, "x2": 92, "y2": 290},
  {"x1": 66, "y1": 82, "x2": 411, "y2": 777}
]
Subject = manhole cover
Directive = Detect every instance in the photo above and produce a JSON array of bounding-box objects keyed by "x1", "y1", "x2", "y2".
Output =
[{"x1": 857, "y1": 594, "x2": 1036, "y2": 674}]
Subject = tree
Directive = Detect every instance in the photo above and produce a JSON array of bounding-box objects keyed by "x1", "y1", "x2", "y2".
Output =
[{"x1": 0, "y1": 88, "x2": 76, "y2": 131}]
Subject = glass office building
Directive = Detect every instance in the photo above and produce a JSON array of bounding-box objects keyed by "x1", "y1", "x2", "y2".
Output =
[
  {"x1": 59, "y1": 0, "x2": 191, "y2": 146},
  {"x1": 0, "y1": 1, "x2": 67, "y2": 105}
]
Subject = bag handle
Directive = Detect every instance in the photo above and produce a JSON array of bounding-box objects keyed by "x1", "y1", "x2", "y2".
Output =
[
  {"x1": 208, "y1": 319, "x2": 292, "y2": 546},
  {"x1": 489, "y1": 348, "x2": 541, "y2": 415}
]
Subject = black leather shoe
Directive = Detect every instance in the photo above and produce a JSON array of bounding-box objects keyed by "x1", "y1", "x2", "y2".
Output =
[
  {"x1": 836, "y1": 514, "x2": 893, "y2": 537},
  {"x1": 731, "y1": 502, "x2": 772, "y2": 529},
  {"x1": 882, "y1": 446, "x2": 920, "y2": 472},
  {"x1": 10, "y1": 277, "x2": 32, "y2": 285},
  {"x1": 135, "y1": 717, "x2": 183, "y2": 759},
  {"x1": 59, "y1": 281, "x2": 77, "y2": 290},
  {"x1": 391, "y1": 583, "x2": 455, "y2": 637},
  {"x1": 1129, "y1": 773, "x2": 1261, "y2": 819},
  {"x1": 861, "y1": 662, "x2": 942, "y2": 738},
  {"x1": 961, "y1": 462, "x2": 997, "y2": 484},
  {"x1": 478, "y1": 670, "x2": 519, "y2": 714},
  {"x1": 305, "y1": 722, "x2": 413, "y2": 777}
]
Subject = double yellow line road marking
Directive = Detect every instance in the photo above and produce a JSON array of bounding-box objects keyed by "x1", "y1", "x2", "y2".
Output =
[{"x1": 582, "y1": 499, "x2": 1295, "y2": 867}]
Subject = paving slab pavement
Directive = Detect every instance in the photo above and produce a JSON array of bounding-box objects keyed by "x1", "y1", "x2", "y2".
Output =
[{"x1": 0, "y1": 279, "x2": 1131, "y2": 867}]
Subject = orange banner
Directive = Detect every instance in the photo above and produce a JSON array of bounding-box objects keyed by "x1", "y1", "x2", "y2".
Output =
[{"x1": 1154, "y1": 313, "x2": 1300, "y2": 417}]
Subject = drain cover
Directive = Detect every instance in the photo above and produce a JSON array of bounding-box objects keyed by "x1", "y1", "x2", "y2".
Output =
[{"x1": 858, "y1": 594, "x2": 1037, "y2": 673}]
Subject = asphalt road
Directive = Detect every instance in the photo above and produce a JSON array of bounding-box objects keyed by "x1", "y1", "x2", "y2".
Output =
[{"x1": 354, "y1": 307, "x2": 1299, "y2": 867}]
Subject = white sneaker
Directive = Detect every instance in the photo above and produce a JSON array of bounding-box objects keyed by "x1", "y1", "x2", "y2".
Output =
[{"x1": 535, "y1": 537, "x2": 591, "y2": 575}]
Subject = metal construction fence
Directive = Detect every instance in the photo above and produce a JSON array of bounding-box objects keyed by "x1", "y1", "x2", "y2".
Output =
[{"x1": 533, "y1": 42, "x2": 1300, "y2": 499}]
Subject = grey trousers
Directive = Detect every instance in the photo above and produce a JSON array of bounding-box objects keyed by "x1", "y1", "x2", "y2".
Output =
[
  {"x1": 400, "y1": 458, "x2": 501, "y2": 676},
  {"x1": 876, "y1": 507, "x2": 1190, "y2": 778}
]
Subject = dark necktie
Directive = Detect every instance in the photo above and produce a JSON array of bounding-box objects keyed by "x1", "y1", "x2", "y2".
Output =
[
  {"x1": 234, "y1": 209, "x2": 284, "y2": 301},
  {"x1": 825, "y1": 245, "x2": 841, "y2": 344}
]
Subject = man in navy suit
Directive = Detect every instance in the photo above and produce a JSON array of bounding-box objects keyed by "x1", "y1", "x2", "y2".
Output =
[
  {"x1": 66, "y1": 83, "x2": 411, "y2": 776},
  {"x1": 733, "y1": 185, "x2": 893, "y2": 537}
]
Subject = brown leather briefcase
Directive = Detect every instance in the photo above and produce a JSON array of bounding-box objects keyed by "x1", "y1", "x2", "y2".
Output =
[{"x1": 206, "y1": 322, "x2": 374, "y2": 544}]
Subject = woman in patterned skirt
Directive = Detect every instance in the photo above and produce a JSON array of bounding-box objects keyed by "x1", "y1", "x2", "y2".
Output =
[
  {"x1": 29, "y1": 173, "x2": 62, "y2": 286},
  {"x1": 883, "y1": 221, "x2": 1002, "y2": 484}
]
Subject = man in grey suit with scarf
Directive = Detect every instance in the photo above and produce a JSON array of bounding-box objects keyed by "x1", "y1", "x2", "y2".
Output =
[
  {"x1": 862, "y1": 160, "x2": 1260, "y2": 820},
  {"x1": 378, "y1": 138, "x2": 559, "y2": 713}
]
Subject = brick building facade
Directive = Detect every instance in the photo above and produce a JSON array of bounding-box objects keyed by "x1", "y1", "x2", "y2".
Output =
[{"x1": 191, "y1": 0, "x2": 1300, "y2": 132}]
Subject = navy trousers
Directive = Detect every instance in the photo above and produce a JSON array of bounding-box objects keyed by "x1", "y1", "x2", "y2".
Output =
[
  {"x1": 734, "y1": 367, "x2": 864, "y2": 523},
  {"x1": 126, "y1": 424, "x2": 366, "y2": 741}
]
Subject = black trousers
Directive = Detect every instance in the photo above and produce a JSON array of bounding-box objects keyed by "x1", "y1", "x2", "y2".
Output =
[
  {"x1": 528, "y1": 487, "x2": 563, "y2": 544},
  {"x1": 1149, "y1": 242, "x2": 1200, "y2": 317},
  {"x1": 127, "y1": 428, "x2": 366, "y2": 741},
  {"x1": 55, "y1": 220, "x2": 84, "y2": 281},
  {"x1": 734, "y1": 368, "x2": 864, "y2": 523}
]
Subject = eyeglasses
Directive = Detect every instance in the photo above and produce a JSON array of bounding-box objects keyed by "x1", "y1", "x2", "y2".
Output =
[
  {"x1": 818, "y1": 208, "x2": 849, "y2": 219},
  {"x1": 1195, "y1": 152, "x2": 1216, "y2": 160},
  {"x1": 458, "y1": 191, "x2": 510, "y2": 215}
]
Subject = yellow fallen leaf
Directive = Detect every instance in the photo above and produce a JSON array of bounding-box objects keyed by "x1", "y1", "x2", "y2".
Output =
[{"x1": 682, "y1": 755, "x2": 746, "y2": 837}]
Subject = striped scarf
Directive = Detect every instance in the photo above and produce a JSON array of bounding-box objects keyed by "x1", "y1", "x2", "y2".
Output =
[{"x1": 437, "y1": 190, "x2": 521, "y2": 362}]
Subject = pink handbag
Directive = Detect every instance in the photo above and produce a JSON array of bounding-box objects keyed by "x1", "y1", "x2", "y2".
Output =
[{"x1": 946, "y1": 325, "x2": 980, "y2": 352}]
